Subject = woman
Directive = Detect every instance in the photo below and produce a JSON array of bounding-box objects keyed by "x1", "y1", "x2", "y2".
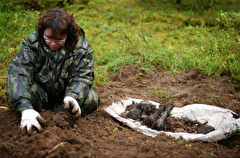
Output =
[{"x1": 7, "y1": 8, "x2": 100, "y2": 135}]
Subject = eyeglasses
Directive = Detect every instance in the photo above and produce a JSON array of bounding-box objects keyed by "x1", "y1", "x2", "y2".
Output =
[{"x1": 43, "y1": 34, "x2": 67, "y2": 44}]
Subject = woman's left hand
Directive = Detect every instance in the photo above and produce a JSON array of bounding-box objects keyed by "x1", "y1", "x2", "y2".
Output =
[{"x1": 63, "y1": 96, "x2": 81, "y2": 117}]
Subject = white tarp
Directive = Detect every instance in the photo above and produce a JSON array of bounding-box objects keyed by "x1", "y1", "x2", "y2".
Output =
[{"x1": 104, "y1": 98, "x2": 240, "y2": 142}]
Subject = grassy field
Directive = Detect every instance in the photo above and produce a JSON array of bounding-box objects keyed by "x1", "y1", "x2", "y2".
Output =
[{"x1": 0, "y1": 0, "x2": 240, "y2": 105}]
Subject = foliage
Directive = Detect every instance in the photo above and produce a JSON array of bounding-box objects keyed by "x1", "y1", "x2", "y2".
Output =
[
  {"x1": 0, "y1": 0, "x2": 90, "y2": 11},
  {"x1": 0, "y1": 0, "x2": 240, "y2": 102},
  {"x1": 216, "y1": 11, "x2": 240, "y2": 30},
  {"x1": 179, "y1": 0, "x2": 232, "y2": 12},
  {"x1": 233, "y1": 128, "x2": 240, "y2": 136}
]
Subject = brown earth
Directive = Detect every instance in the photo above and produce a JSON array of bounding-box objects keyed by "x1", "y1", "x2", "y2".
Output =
[
  {"x1": 119, "y1": 100, "x2": 215, "y2": 134},
  {"x1": 0, "y1": 64, "x2": 240, "y2": 157}
]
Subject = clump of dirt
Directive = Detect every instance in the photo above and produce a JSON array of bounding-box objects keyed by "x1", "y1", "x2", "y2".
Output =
[
  {"x1": 120, "y1": 101, "x2": 215, "y2": 134},
  {"x1": 54, "y1": 111, "x2": 76, "y2": 129},
  {"x1": 166, "y1": 117, "x2": 215, "y2": 134}
]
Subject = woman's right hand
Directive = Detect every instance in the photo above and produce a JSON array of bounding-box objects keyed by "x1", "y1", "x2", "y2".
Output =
[{"x1": 20, "y1": 109, "x2": 46, "y2": 135}]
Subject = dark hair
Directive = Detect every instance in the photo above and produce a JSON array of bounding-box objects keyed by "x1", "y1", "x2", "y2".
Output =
[{"x1": 36, "y1": 8, "x2": 79, "y2": 52}]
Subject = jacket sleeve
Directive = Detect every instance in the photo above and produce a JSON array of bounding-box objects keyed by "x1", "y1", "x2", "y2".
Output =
[
  {"x1": 65, "y1": 39, "x2": 94, "y2": 105},
  {"x1": 7, "y1": 40, "x2": 36, "y2": 112}
]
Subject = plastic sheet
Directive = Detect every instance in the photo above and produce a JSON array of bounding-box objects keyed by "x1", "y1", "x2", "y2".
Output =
[{"x1": 104, "y1": 98, "x2": 240, "y2": 142}]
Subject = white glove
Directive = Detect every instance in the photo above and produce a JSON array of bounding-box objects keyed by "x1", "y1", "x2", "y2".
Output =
[
  {"x1": 63, "y1": 96, "x2": 81, "y2": 117},
  {"x1": 20, "y1": 109, "x2": 46, "y2": 135}
]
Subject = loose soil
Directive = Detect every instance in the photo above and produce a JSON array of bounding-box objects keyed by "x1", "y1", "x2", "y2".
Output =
[
  {"x1": 120, "y1": 101, "x2": 215, "y2": 134},
  {"x1": 0, "y1": 64, "x2": 240, "y2": 157}
]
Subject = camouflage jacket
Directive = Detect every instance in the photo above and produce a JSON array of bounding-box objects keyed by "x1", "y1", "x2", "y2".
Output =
[{"x1": 7, "y1": 27, "x2": 94, "y2": 112}]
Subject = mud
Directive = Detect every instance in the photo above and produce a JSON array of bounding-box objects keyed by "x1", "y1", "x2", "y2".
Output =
[
  {"x1": 120, "y1": 101, "x2": 215, "y2": 134},
  {"x1": 0, "y1": 64, "x2": 240, "y2": 157}
]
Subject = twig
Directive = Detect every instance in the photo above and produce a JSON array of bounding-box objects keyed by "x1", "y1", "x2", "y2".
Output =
[
  {"x1": 140, "y1": 16, "x2": 162, "y2": 71},
  {"x1": 118, "y1": 27, "x2": 139, "y2": 53},
  {"x1": 118, "y1": 26, "x2": 161, "y2": 72},
  {"x1": 133, "y1": 82, "x2": 146, "y2": 87},
  {"x1": 0, "y1": 106, "x2": 9, "y2": 110},
  {"x1": 172, "y1": 49, "x2": 180, "y2": 70},
  {"x1": 216, "y1": 141, "x2": 221, "y2": 157},
  {"x1": 0, "y1": 76, "x2": 7, "y2": 79},
  {"x1": 232, "y1": 45, "x2": 236, "y2": 52},
  {"x1": 145, "y1": 72, "x2": 160, "y2": 84},
  {"x1": 119, "y1": 68, "x2": 125, "y2": 82},
  {"x1": 48, "y1": 142, "x2": 66, "y2": 154},
  {"x1": 141, "y1": 14, "x2": 147, "y2": 44},
  {"x1": 141, "y1": 14, "x2": 154, "y2": 54}
]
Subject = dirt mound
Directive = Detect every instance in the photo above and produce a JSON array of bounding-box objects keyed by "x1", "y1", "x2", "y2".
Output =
[{"x1": 0, "y1": 64, "x2": 240, "y2": 157}]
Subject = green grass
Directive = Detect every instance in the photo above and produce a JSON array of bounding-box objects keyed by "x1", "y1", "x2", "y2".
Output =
[{"x1": 0, "y1": 0, "x2": 240, "y2": 103}]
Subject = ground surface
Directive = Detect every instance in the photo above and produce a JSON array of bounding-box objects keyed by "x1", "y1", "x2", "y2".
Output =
[{"x1": 0, "y1": 64, "x2": 240, "y2": 157}]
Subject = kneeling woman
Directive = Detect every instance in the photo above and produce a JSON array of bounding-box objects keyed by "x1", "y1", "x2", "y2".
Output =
[{"x1": 7, "y1": 8, "x2": 100, "y2": 135}]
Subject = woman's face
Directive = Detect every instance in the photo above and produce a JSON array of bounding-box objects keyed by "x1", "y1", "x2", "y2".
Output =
[{"x1": 43, "y1": 28, "x2": 67, "y2": 51}]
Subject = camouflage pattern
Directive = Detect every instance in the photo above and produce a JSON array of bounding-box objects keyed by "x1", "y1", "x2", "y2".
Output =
[
  {"x1": 30, "y1": 80, "x2": 99, "y2": 115},
  {"x1": 7, "y1": 27, "x2": 99, "y2": 113}
]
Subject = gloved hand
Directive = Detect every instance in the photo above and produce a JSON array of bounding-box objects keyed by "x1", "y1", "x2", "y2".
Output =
[
  {"x1": 63, "y1": 96, "x2": 81, "y2": 117},
  {"x1": 20, "y1": 109, "x2": 46, "y2": 135}
]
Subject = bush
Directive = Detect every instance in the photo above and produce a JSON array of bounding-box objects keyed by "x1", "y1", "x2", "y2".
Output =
[{"x1": 216, "y1": 11, "x2": 240, "y2": 30}]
